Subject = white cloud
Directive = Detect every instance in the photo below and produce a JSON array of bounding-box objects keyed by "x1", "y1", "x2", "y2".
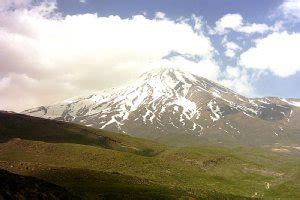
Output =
[
  {"x1": 79, "y1": 0, "x2": 86, "y2": 3},
  {"x1": 279, "y1": 0, "x2": 300, "y2": 21},
  {"x1": 219, "y1": 66, "x2": 255, "y2": 97},
  {"x1": 191, "y1": 15, "x2": 203, "y2": 32},
  {"x1": 238, "y1": 23, "x2": 272, "y2": 34},
  {"x1": 155, "y1": 11, "x2": 166, "y2": 19},
  {"x1": 0, "y1": 2, "x2": 218, "y2": 111},
  {"x1": 0, "y1": 76, "x2": 10, "y2": 91},
  {"x1": 157, "y1": 56, "x2": 220, "y2": 80},
  {"x1": 0, "y1": 73, "x2": 70, "y2": 112},
  {"x1": 239, "y1": 31, "x2": 300, "y2": 77},
  {"x1": 0, "y1": 0, "x2": 32, "y2": 11},
  {"x1": 214, "y1": 13, "x2": 277, "y2": 35},
  {"x1": 214, "y1": 14, "x2": 243, "y2": 34},
  {"x1": 142, "y1": 11, "x2": 147, "y2": 16},
  {"x1": 222, "y1": 36, "x2": 241, "y2": 58},
  {"x1": 225, "y1": 66, "x2": 241, "y2": 78}
]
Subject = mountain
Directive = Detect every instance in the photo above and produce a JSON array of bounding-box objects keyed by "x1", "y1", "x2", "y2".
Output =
[{"x1": 22, "y1": 68, "x2": 300, "y2": 146}]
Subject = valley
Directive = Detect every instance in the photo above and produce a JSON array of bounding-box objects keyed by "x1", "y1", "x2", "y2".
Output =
[{"x1": 0, "y1": 111, "x2": 299, "y2": 199}]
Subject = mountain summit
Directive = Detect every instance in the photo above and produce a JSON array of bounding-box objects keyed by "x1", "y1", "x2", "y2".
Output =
[{"x1": 22, "y1": 68, "x2": 300, "y2": 146}]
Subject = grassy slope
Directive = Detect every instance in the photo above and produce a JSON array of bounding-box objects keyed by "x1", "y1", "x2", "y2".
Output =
[
  {"x1": 0, "y1": 111, "x2": 165, "y2": 156},
  {"x1": 0, "y1": 168, "x2": 76, "y2": 199},
  {"x1": 0, "y1": 112, "x2": 299, "y2": 199}
]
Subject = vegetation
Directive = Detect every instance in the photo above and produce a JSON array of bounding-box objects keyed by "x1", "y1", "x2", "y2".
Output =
[
  {"x1": 0, "y1": 111, "x2": 165, "y2": 156},
  {"x1": 0, "y1": 112, "x2": 299, "y2": 199},
  {"x1": 0, "y1": 168, "x2": 76, "y2": 199}
]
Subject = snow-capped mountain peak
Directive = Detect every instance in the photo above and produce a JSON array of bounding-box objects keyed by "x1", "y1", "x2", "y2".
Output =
[{"x1": 22, "y1": 68, "x2": 300, "y2": 145}]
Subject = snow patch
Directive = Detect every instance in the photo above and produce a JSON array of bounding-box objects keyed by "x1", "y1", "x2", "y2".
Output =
[
  {"x1": 207, "y1": 100, "x2": 221, "y2": 122},
  {"x1": 281, "y1": 98, "x2": 300, "y2": 107}
]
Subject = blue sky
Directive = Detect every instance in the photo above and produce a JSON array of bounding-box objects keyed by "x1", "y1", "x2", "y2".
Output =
[
  {"x1": 0, "y1": 0, "x2": 300, "y2": 111},
  {"x1": 57, "y1": 0, "x2": 300, "y2": 98},
  {"x1": 57, "y1": 0, "x2": 297, "y2": 97},
  {"x1": 58, "y1": 0, "x2": 281, "y2": 22}
]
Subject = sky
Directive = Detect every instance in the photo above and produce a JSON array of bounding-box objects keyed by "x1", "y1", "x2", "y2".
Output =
[{"x1": 1, "y1": 0, "x2": 300, "y2": 112}]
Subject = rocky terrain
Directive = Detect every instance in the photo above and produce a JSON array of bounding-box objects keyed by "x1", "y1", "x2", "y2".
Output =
[{"x1": 22, "y1": 68, "x2": 300, "y2": 146}]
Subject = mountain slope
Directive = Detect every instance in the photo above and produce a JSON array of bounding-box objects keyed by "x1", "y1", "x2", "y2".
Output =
[
  {"x1": 0, "y1": 111, "x2": 165, "y2": 156},
  {"x1": 0, "y1": 169, "x2": 76, "y2": 199},
  {"x1": 22, "y1": 68, "x2": 300, "y2": 146},
  {"x1": 0, "y1": 111, "x2": 299, "y2": 199}
]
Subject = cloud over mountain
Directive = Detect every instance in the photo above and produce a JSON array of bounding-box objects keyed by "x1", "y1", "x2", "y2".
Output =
[
  {"x1": 1, "y1": 0, "x2": 299, "y2": 112},
  {"x1": 0, "y1": 1, "x2": 218, "y2": 111}
]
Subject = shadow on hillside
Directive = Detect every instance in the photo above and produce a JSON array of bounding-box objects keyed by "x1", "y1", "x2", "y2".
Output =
[
  {"x1": 32, "y1": 167, "x2": 253, "y2": 200},
  {"x1": 0, "y1": 112, "x2": 162, "y2": 157},
  {"x1": 0, "y1": 168, "x2": 78, "y2": 199}
]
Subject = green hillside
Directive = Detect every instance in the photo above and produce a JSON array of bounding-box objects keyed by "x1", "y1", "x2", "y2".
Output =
[
  {"x1": 0, "y1": 111, "x2": 165, "y2": 156},
  {"x1": 0, "y1": 112, "x2": 299, "y2": 199},
  {"x1": 0, "y1": 168, "x2": 76, "y2": 199}
]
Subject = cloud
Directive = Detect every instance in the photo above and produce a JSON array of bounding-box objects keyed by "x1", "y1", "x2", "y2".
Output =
[
  {"x1": 224, "y1": 66, "x2": 241, "y2": 78},
  {"x1": 279, "y1": 0, "x2": 300, "y2": 21},
  {"x1": 155, "y1": 11, "x2": 166, "y2": 19},
  {"x1": 222, "y1": 36, "x2": 241, "y2": 58},
  {"x1": 213, "y1": 13, "x2": 278, "y2": 35},
  {"x1": 158, "y1": 56, "x2": 220, "y2": 80},
  {"x1": 239, "y1": 31, "x2": 300, "y2": 77},
  {"x1": 0, "y1": 73, "x2": 74, "y2": 112},
  {"x1": 191, "y1": 15, "x2": 204, "y2": 32},
  {"x1": 219, "y1": 66, "x2": 255, "y2": 97},
  {"x1": 0, "y1": 1, "x2": 218, "y2": 111},
  {"x1": 79, "y1": 0, "x2": 86, "y2": 3},
  {"x1": 214, "y1": 14, "x2": 243, "y2": 34},
  {"x1": 0, "y1": 0, "x2": 32, "y2": 11},
  {"x1": 0, "y1": 76, "x2": 10, "y2": 91}
]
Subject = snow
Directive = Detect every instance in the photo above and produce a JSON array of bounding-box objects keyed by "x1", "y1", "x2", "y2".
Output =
[
  {"x1": 45, "y1": 105, "x2": 67, "y2": 119},
  {"x1": 179, "y1": 114, "x2": 185, "y2": 125},
  {"x1": 22, "y1": 67, "x2": 299, "y2": 138},
  {"x1": 236, "y1": 96, "x2": 245, "y2": 102},
  {"x1": 225, "y1": 121, "x2": 239, "y2": 133},
  {"x1": 258, "y1": 99, "x2": 269, "y2": 104},
  {"x1": 174, "y1": 106, "x2": 179, "y2": 112},
  {"x1": 290, "y1": 101, "x2": 300, "y2": 107},
  {"x1": 131, "y1": 88, "x2": 148, "y2": 109},
  {"x1": 239, "y1": 106, "x2": 258, "y2": 115},
  {"x1": 191, "y1": 123, "x2": 197, "y2": 130},
  {"x1": 249, "y1": 99, "x2": 259, "y2": 107},
  {"x1": 24, "y1": 107, "x2": 46, "y2": 117},
  {"x1": 207, "y1": 100, "x2": 221, "y2": 122},
  {"x1": 212, "y1": 91, "x2": 221, "y2": 98},
  {"x1": 243, "y1": 111, "x2": 254, "y2": 118},
  {"x1": 143, "y1": 108, "x2": 155, "y2": 123},
  {"x1": 290, "y1": 109, "x2": 294, "y2": 117},
  {"x1": 170, "y1": 122, "x2": 179, "y2": 128},
  {"x1": 282, "y1": 98, "x2": 300, "y2": 107},
  {"x1": 100, "y1": 116, "x2": 123, "y2": 129},
  {"x1": 173, "y1": 97, "x2": 197, "y2": 119}
]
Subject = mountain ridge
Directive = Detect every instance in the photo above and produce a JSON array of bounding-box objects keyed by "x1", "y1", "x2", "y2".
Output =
[{"x1": 22, "y1": 68, "x2": 300, "y2": 146}]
